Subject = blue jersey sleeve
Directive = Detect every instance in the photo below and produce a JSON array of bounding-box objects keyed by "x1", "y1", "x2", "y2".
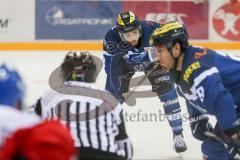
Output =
[
  {"x1": 189, "y1": 66, "x2": 237, "y2": 130},
  {"x1": 103, "y1": 52, "x2": 126, "y2": 101},
  {"x1": 103, "y1": 29, "x2": 129, "y2": 101},
  {"x1": 103, "y1": 27, "x2": 131, "y2": 55},
  {"x1": 186, "y1": 100, "x2": 206, "y2": 119}
]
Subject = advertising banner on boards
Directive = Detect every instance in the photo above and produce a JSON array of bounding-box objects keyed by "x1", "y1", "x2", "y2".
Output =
[
  {"x1": 35, "y1": 0, "x2": 122, "y2": 40},
  {"x1": 212, "y1": 1, "x2": 240, "y2": 41},
  {"x1": 36, "y1": 0, "x2": 211, "y2": 40},
  {"x1": 123, "y1": 1, "x2": 209, "y2": 40},
  {"x1": 0, "y1": 0, "x2": 34, "y2": 42}
]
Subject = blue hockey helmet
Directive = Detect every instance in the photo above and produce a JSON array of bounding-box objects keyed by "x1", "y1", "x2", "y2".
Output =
[
  {"x1": 116, "y1": 11, "x2": 141, "y2": 33},
  {"x1": 0, "y1": 64, "x2": 25, "y2": 107},
  {"x1": 149, "y1": 21, "x2": 189, "y2": 53}
]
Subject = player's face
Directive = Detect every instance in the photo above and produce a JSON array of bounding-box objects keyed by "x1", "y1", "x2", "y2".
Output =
[
  {"x1": 155, "y1": 45, "x2": 175, "y2": 70},
  {"x1": 122, "y1": 29, "x2": 140, "y2": 46}
]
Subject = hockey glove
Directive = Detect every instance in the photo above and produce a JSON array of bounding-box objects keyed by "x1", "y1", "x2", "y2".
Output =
[
  {"x1": 190, "y1": 116, "x2": 213, "y2": 141},
  {"x1": 215, "y1": 123, "x2": 240, "y2": 159},
  {"x1": 123, "y1": 51, "x2": 149, "y2": 63}
]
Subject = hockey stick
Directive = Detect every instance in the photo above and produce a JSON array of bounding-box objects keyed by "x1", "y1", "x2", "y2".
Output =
[
  {"x1": 204, "y1": 131, "x2": 240, "y2": 160},
  {"x1": 123, "y1": 62, "x2": 159, "y2": 102}
]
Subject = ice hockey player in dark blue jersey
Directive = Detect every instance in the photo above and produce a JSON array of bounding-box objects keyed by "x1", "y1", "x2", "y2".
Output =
[
  {"x1": 103, "y1": 11, "x2": 187, "y2": 153},
  {"x1": 150, "y1": 21, "x2": 240, "y2": 160}
]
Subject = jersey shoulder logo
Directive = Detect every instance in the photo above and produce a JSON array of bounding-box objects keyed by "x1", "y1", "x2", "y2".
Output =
[{"x1": 194, "y1": 48, "x2": 207, "y2": 59}]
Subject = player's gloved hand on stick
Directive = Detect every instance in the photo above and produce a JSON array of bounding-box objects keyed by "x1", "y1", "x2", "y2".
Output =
[
  {"x1": 115, "y1": 95, "x2": 125, "y2": 104},
  {"x1": 123, "y1": 51, "x2": 149, "y2": 63},
  {"x1": 146, "y1": 60, "x2": 159, "y2": 71},
  {"x1": 190, "y1": 116, "x2": 213, "y2": 141},
  {"x1": 227, "y1": 144, "x2": 240, "y2": 160},
  {"x1": 222, "y1": 123, "x2": 240, "y2": 159}
]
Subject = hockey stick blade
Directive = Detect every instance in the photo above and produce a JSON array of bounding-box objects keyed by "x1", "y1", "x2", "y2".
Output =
[{"x1": 123, "y1": 62, "x2": 159, "y2": 102}]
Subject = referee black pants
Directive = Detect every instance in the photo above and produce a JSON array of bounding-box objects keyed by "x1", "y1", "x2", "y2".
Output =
[{"x1": 77, "y1": 147, "x2": 126, "y2": 160}]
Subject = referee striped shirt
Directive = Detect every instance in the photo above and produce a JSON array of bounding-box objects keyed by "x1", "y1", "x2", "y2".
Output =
[{"x1": 32, "y1": 81, "x2": 124, "y2": 154}]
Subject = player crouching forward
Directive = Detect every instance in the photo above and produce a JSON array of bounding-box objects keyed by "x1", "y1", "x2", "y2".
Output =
[
  {"x1": 31, "y1": 52, "x2": 133, "y2": 160},
  {"x1": 103, "y1": 11, "x2": 187, "y2": 153},
  {"x1": 150, "y1": 21, "x2": 240, "y2": 160}
]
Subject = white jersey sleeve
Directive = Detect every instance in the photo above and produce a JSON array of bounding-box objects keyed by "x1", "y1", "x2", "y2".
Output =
[{"x1": 0, "y1": 106, "x2": 40, "y2": 147}]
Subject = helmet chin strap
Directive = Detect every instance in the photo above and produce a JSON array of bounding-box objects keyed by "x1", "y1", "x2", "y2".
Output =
[
  {"x1": 166, "y1": 42, "x2": 183, "y2": 83},
  {"x1": 166, "y1": 42, "x2": 183, "y2": 70},
  {"x1": 118, "y1": 32, "x2": 125, "y2": 41}
]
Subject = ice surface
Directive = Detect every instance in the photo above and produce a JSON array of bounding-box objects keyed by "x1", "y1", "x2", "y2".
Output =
[{"x1": 0, "y1": 50, "x2": 239, "y2": 160}]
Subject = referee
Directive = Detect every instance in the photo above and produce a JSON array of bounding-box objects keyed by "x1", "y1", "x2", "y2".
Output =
[{"x1": 31, "y1": 52, "x2": 133, "y2": 160}]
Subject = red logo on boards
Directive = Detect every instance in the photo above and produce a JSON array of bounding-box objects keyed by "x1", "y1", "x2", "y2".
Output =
[{"x1": 212, "y1": 2, "x2": 240, "y2": 40}]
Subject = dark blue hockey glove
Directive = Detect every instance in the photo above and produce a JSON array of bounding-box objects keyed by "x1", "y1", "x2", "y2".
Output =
[{"x1": 190, "y1": 116, "x2": 213, "y2": 141}]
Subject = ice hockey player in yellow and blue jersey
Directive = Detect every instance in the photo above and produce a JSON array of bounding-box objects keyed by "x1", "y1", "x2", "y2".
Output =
[
  {"x1": 103, "y1": 11, "x2": 187, "y2": 153},
  {"x1": 150, "y1": 21, "x2": 240, "y2": 160}
]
